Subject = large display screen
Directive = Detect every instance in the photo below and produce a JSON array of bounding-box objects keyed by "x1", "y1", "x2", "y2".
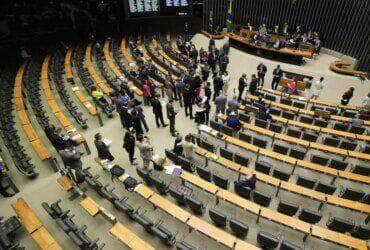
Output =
[{"x1": 124, "y1": 0, "x2": 192, "y2": 19}]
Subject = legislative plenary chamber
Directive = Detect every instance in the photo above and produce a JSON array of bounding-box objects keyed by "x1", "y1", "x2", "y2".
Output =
[{"x1": 0, "y1": 0, "x2": 369, "y2": 249}]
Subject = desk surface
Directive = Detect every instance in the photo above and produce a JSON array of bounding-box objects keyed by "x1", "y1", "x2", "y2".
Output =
[
  {"x1": 80, "y1": 197, "x2": 100, "y2": 217},
  {"x1": 149, "y1": 194, "x2": 191, "y2": 223},
  {"x1": 31, "y1": 227, "x2": 62, "y2": 250},
  {"x1": 135, "y1": 184, "x2": 155, "y2": 199},
  {"x1": 110, "y1": 222, "x2": 154, "y2": 250},
  {"x1": 181, "y1": 171, "x2": 219, "y2": 194},
  {"x1": 12, "y1": 198, "x2": 42, "y2": 234}
]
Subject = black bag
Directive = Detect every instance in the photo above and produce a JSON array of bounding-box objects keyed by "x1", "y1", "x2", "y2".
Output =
[
  {"x1": 75, "y1": 168, "x2": 85, "y2": 184},
  {"x1": 110, "y1": 165, "x2": 125, "y2": 181},
  {"x1": 123, "y1": 177, "x2": 139, "y2": 191}
]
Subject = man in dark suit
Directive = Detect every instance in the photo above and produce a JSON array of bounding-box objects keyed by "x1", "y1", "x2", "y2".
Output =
[
  {"x1": 257, "y1": 63, "x2": 267, "y2": 86},
  {"x1": 183, "y1": 84, "x2": 194, "y2": 119},
  {"x1": 151, "y1": 94, "x2": 168, "y2": 128},
  {"x1": 213, "y1": 73, "x2": 223, "y2": 101},
  {"x1": 166, "y1": 99, "x2": 177, "y2": 136},
  {"x1": 271, "y1": 65, "x2": 283, "y2": 90},
  {"x1": 238, "y1": 74, "x2": 247, "y2": 101}
]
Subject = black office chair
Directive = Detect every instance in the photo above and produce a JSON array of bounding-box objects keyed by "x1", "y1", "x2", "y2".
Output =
[
  {"x1": 176, "y1": 241, "x2": 197, "y2": 250},
  {"x1": 296, "y1": 176, "x2": 316, "y2": 189},
  {"x1": 333, "y1": 122, "x2": 349, "y2": 131},
  {"x1": 255, "y1": 161, "x2": 272, "y2": 175},
  {"x1": 273, "y1": 143, "x2": 289, "y2": 155},
  {"x1": 265, "y1": 94, "x2": 276, "y2": 102},
  {"x1": 349, "y1": 126, "x2": 366, "y2": 134},
  {"x1": 186, "y1": 196, "x2": 205, "y2": 215},
  {"x1": 339, "y1": 140, "x2": 357, "y2": 151},
  {"x1": 208, "y1": 208, "x2": 227, "y2": 227},
  {"x1": 313, "y1": 118, "x2": 328, "y2": 128},
  {"x1": 269, "y1": 122, "x2": 283, "y2": 133},
  {"x1": 234, "y1": 182, "x2": 252, "y2": 199},
  {"x1": 289, "y1": 148, "x2": 306, "y2": 160},
  {"x1": 196, "y1": 166, "x2": 212, "y2": 182},
  {"x1": 280, "y1": 97, "x2": 292, "y2": 106},
  {"x1": 229, "y1": 218, "x2": 249, "y2": 238},
  {"x1": 339, "y1": 187, "x2": 365, "y2": 201},
  {"x1": 239, "y1": 113, "x2": 251, "y2": 123},
  {"x1": 220, "y1": 148, "x2": 234, "y2": 161},
  {"x1": 315, "y1": 181, "x2": 336, "y2": 195},
  {"x1": 350, "y1": 225, "x2": 370, "y2": 240},
  {"x1": 352, "y1": 164, "x2": 370, "y2": 176},
  {"x1": 252, "y1": 190, "x2": 272, "y2": 207},
  {"x1": 234, "y1": 153, "x2": 249, "y2": 167},
  {"x1": 239, "y1": 132, "x2": 252, "y2": 143},
  {"x1": 257, "y1": 231, "x2": 279, "y2": 249},
  {"x1": 298, "y1": 208, "x2": 322, "y2": 224},
  {"x1": 221, "y1": 124, "x2": 234, "y2": 136},
  {"x1": 253, "y1": 137, "x2": 268, "y2": 148},
  {"x1": 169, "y1": 186, "x2": 187, "y2": 205},
  {"x1": 323, "y1": 136, "x2": 340, "y2": 147},
  {"x1": 269, "y1": 107, "x2": 282, "y2": 116},
  {"x1": 311, "y1": 155, "x2": 329, "y2": 166},
  {"x1": 282, "y1": 110, "x2": 295, "y2": 120},
  {"x1": 329, "y1": 159, "x2": 348, "y2": 171},
  {"x1": 255, "y1": 118, "x2": 268, "y2": 128},
  {"x1": 212, "y1": 173, "x2": 229, "y2": 189},
  {"x1": 272, "y1": 169, "x2": 290, "y2": 181},
  {"x1": 299, "y1": 115, "x2": 313, "y2": 124},
  {"x1": 287, "y1": 128, "x2": 302, "y2": 138},
  {"x1": 293, "y1": 101, "x2": 305, "y2": 109},
  {"x1": 326, "y1": 217, "x2": 355, "y2": 233},
  {"x1": 210, "y1": 120, "x2": 221, "y2": 131},
  {"x1": 277, "y1": 200, "x2": 299, "y2": 216},
  {"x1": 280, "y1": 240, "x2": 303, "y2": 250},
  {"x1": 302, "y1": 131, "x2": 318, "y2": 142},
  {"x1": 325, "y1": 106, "x2": 338, "y2": 115}
]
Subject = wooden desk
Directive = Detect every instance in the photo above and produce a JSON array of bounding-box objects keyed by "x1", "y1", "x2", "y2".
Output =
[
  {"x1": 330, "y1": 61, "x2": 368, "y2": 77},
  {"x1": 48, "y1": 100, "x2": 60, "y2": 113},
  {"x1": 54, "y1": 112, "x2": 72, "y2": 129},
  {"x1": 261, "y1": 208, "x2": 310, "y2": 233},
  {"x1": 18, "y1": 110, "x2": 29, "y2": 125},
  {"x1": 57, "y1": 175, "x2": 74, "y2": 191},
  {"x1": 80, "y1": 197, "x2": 100, "y2": 217},
  {"x1": 12, "y1": 198, "x2": 42, "y2": 234},
  {"x1": 14, "y1": 97, "x2": 24, "y2": 111},
  {"x1": 135, "y1": 184, "x2": 155, "y2": 199},
  {"x1": 109, "y1": 222, "x2": 154, "y2": 250},
  {"x1": 181, "y1": 171, "x2": 219, "y2": 194},
  {"x1": 22, "y1": 124, "x2": 38, "y2": 142},
  {"x1": 30, "y1": 139, "x2": 52, "y2": 160},
  {"x1": 201, "y1": 30, "x2": 226, "y2": 40},
  {"x1": 217, "y1": 189, "x2": 260, "y2": 214},
  {"x1": 148, "y1": 194, "x2": 191, "y2": 223},
  {"x1": 31, "y1": 227, "x2": 62, "y2": 250},
  {"x1": 186, "y1": 216, "x2": 236, "y2": 248}
]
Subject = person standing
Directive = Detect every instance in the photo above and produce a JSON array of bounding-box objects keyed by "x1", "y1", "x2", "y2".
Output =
[
  {"x1": 60, "y1": 146, "x2": 84, "y2": 184},
  {"x1": 166, "y1": 99, "x2": 178, "y2": 137},
  {"x1": 123, "y1": 131, "x2": 136, "y2": 165},
  {"x1": 132, "y1": 101, "x2": 149, "y2": 133},
  {"x1": 181, "y1": 134, "x2": 196, "y2": 160},
  {"x1": 215, "y1": 90, "x2": 227, "y2": 114},
  {"x1": 238, "y1": 74, "x2": 247, "y2": 101},
  {"x1": 176, "y1": 76, "x2": 185, "y2": 107},
  {"x1": 213, "y1": 73, "x2": 223, "y2": 101},
  {"x1": 204, "y1": 82, "x2": 212, "y2": 101},
  {"x1": 151, "y1": 93, "x2": 168, "y2": 128},
  {"x1": 136, "y1": 135, "x2": 153, "y2": 170},
  {"x1": 311, "y1": 77, "x2": 325, "y2": 99},
  {"x1": 228, "y1": 95, "x2": 240, "y2": 113},
  {"x1": 249, "y1": 74, "x2": 258, "y2": 96},
  {"x1": 271, "y1": 65, "x2": 283, "y2": 90},
  {"x1": 94, "y1": 133, "x2": 114, "y2": 161},
  {"x1": 183, "y1": 84, "x2": 194, "y2": 119},
  {"x1": 131, "y1": 109, "x2": 144, "y2": 138},
  {"x1": 257, "y1": 63, "x2": 267, "y2": 86},
  {"x1": 222, "y1": 71, "x2": 230, "y2": 95},
  {"x1": 341, "y1": 87, "x2": 355, "y2": 106}
]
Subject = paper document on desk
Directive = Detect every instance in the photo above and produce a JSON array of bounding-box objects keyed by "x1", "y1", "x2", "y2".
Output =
[
  {"x1": 71, "y1": 86, "x2": 79, "y2": 92},
  {"x1": 165, "y1": 165, "x2": 182, "y2": 176},
  {"x1": 85, "y1": 103, "x2": 92, "y2": 109},
  {"x1": 103, "y1": 138, "x2": 112, "y2": 146},
  {"x1": 298, "y1": 96, "x2": 307, "y2": 101},
  {"x1": 199, "y1": 124, "x2": 211, "y2": 133},
  {"x1": 71, "y1": 133, "x2": 82, "y2": 141}
]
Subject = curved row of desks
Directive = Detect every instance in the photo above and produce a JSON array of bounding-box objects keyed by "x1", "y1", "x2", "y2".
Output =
[
  {"x1": 201, "y1": 30, "x2": 226, "y2": 40},
  {"x1": 330, "y1": 61, "x2": 368, "y2": 77},
  {"x1": 219, "y1": 114, "x2": 370, "y2": 161},
  {"x1": 41, "y1": 55, "x2": 85, "y2": 144},
  {"x1": 103, "y1": 39, "x2": 142, "y2": 96},
  {"x1": 14, "y1": 63, "x2": 52, "y2": 161},
  {"x1": 260, "y1": 87, "x2": 361, "y2": 112},
  {"x1": 85, "y1": 43, "x2": 111, "y2": 95},
  {"x1": 199, "y1": 126, "x2": 370, "y2": 185},
  {"x1": 196, "y1": 147, "x2": 369, "y2": 214},
  {"x1": 240, "y1": 98, "x2": 370, "y2": 143},
  {"x1": 151, "y1": 38, "x2": 188, "y2": 72},
  {"x1": 179, "y1": 170, "x2": 367, "y2": 250},
  {"x1": 64, "y1": 48, "x2": 97, "y2": 116},
  {"x1": 246, "y1": 93, "x2": 370, "y2": 127}
]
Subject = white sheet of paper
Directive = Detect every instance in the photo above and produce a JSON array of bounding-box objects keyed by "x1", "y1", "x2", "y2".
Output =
[{"x1": 103, "y1": 138, "x2": 112, "y2": 146}]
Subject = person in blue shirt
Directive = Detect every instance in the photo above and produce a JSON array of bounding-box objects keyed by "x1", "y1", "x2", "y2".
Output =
[
  {"x1": 234, "y1": 173, "x2": 257, "y2": 190},
  {"x1": 225, "y1": 112, "x2": 242, "y2": 131}
]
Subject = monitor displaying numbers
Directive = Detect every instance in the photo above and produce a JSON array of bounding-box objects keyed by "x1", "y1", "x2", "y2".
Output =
[{"x1": 124, "y1": 0, "x2": 192, "y2": 19}]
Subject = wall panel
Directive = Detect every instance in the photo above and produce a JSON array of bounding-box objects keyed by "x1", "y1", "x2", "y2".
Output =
[{"x1": 203, "y1": 0, "x2": 369, "y2": 69}]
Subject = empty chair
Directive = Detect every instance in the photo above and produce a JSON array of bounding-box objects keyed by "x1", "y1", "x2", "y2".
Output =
[
  {"x1": 234, "y1": 153, "x2": 249, "y2": 167},
  {"x1": 296, "y1": 176, "x2": 316, "y2": 189},
  {"x1": 323, "y1": 136, "x2": 340, "y2": 147},
  {"x1": 339, "y1": 140, "x2": 357, "y2": 151},
  {"x1": 197, "y1": 139, "x2": 215, "y2": 153},
  {"x1": 273, "y1": 143, "x2": 289, "y2": 155},
  {"x1": 176, "y1": 241, "x2": 197, "y2": 250},
  {"x1": 287, "y1": 128, "x2": 302, "y2": 138},
  {"x1": 212, "y1": 173, "x2": 229, "y2": 189},
  {"x1": 255, "y1": 161, "x2": 272, "y2": 175},
  {"x1": 169, "y1": 186, "x2": 187, "y2": 205},
  {"x1": 257, "y1": 231, "x2": 279, "y2": 249},
  {"x1": 326, "y1": 217, "x2": 355, "y2": 233},
  {"x1": 234, "y1": 182, "x2": 252, "y2": 199},
  {"x1": 350, "y1": 225, "x2": 370, "y2": 240},
  {"x1": 315, "y1": 181, "x2": 336, "y2": 195},
  {"x1": 298, "y1": 208, "x2": 322, "y2": 224},
  {"x1": 221, "y1": 124, "x2": 234, "y2": 136},
  {"x1": 302, "y1": 131, "x2": 318, "y2": 142},
  {"x1": 352, "y1": 164, "x2": 370, "y2": 176},
  {"x1": 255, "y1": 119, "x2": 268, "y2": 128},
  {"x1": 362, "y1": 195, "x2": 370, "y2": 204},
  {"x1": 149, "y1": 174, "x2": 169, "y2": 195},
  {"x1": 289, "y1": 148, "x2": 305, "y2": 160},
  {"x1": 253, "y1": 190, "x2": 271, "y2": 207},
  {"x1": 329, "y1": 159, "x2": 348, "y2": 171},
  {"x1": 165, "y1": 149, "x2": 179, "y2": 162},
  {"x1": 325, "y1": 106, "x2": 338, "y2": 115},
  {"x1": 208, "y1": 208, "x2": 227, "y2": 227},
  {"x1": 311, "y1": 155, "x2": 329, "y2": 166},
  {"x1": 349, "y1": 125, "x2": 366, "y2": 134},
  {"x1": 239, "y1": 113, "x2": 251, "y2": 123},
  {"x1": 196, "y1": 166, "x2": 212, "y2": 182},
  {"x1": 340, "y1": 187, "x2": 365, "y2": 201},
  {"x1": 265, "y1": 94, "x2": 276, "y2": 102},
  {"x1": 280, "y1": 240, "x2": 303, "y2": 250},
  {"x1": 220, "y1": 148, "x2": 233, "y2": 161},
  {"x1": 210, "y1": 120, "x2": 221, "y2": 131},
  {"x1": 343, "y1": 110, "x2": 357, "y2": 118},
  {"x1": 239, "y1": 132, "x2": 252, "y2": 143},
  {"x1": 277, "y1": 200, "x2": 299, "y2": 216},
  {"x1": 333, "y1": 122, "x2": 349, "y2": 131},
  {"x1": 273, "y1": 169, "x2": 290, "y2": 181},
  {"x1": 253, "y1": 137, "x2": 267, "y2": 148},
  {"x1": 269, "y1": 107, "x2": 282, "y2": 116},
  {"x1": 362, "y1": 146, "x2": 370, "y2": 154},
  {"x1": 280, "y1": 97, "x2": 292, "y2": 106},
  {"x1": 293, "y1": 101, "x2": 305, "y2": 109},
  {"x1": 229, "y1": 218, "x2": 249, "y2": 238},
  {"x1": 269, "y1": 123, "x2": 282, "y2": 133},
  {"x1": 186, "y1": 196, "x2": 205, "y2": 215},
  {"x1": 177, "y1": 156, "x2": 194, "y2": 172},
  {"x1": 313, "y1": 118, "x2": 328, "y2": 128},
  {"x1": 282, "y1": 110, "x2": 295, "y2": 120},
  {"x1": 299, "y1": 115, "x2": 313, "y2": 124},
  {"x1": 359, "y1": 113, "x2": 370, "y2": 120}
]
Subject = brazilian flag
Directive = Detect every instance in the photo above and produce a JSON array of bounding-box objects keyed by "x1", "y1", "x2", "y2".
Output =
[{"x1": 226, "y1": 0, "x2": 233, "y2": 32}]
